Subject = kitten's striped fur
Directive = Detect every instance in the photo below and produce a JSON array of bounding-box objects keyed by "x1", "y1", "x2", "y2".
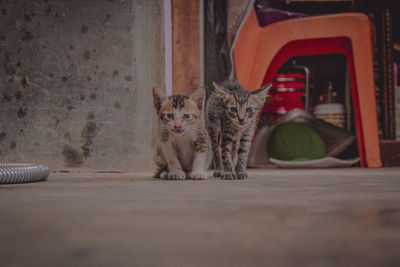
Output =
[
  {"x1": 206, "y1": 80, "x2": 271, "y2": 180},
  {"x1": 152, "y1": 87, "x2": 211, "y2": 180}
]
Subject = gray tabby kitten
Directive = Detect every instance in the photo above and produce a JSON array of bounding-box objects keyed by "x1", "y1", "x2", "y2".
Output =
[
  {"x1": 206, "y1": 80, "x2": 271, "y2": 180},
  {"x1": 152, "y1": 87, "x2": 211, "y2": 180}
]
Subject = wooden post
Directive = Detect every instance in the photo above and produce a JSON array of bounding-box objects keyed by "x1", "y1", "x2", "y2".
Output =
[
  {"x1": 380, "y1": 8, "x2": 396, "y2": 139},
  {"x1": 171, "y1": 0, "x2": 200, "y2": 94}
]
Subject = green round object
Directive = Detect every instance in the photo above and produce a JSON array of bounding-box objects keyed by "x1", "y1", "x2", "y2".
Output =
[{"x1": 268, "y1": 122, "x2": 326, "y2": 161}]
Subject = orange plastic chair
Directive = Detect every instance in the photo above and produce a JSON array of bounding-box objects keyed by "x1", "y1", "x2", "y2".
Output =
[{"x1": 233, "y1": 9, "x2": 382, "y2": 167}]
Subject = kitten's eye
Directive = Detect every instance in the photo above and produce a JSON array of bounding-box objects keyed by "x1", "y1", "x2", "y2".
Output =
[
  {"x1": 165, "y1": 113, "x2": 174, "y2": 119},
  {"x1": 246, "y1": 107, "x2": 255, "y2": 113},
  {"x1": 183, "y1": 114, "x2": 192, "y2": 120},
  {"x1": 229, "y1": 107, "x2": 237, "y2": 113}
]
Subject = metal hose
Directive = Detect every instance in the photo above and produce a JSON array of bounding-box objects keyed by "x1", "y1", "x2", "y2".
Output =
[{"x1": 0, "y1": 163, "x2": 50, "y2": 184}]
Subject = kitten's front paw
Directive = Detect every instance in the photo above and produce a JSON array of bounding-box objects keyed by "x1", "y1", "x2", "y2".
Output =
[
  {"x1": 188, "y1": 171, "x2": 207, "y2": 180},
  {"x1": 221, "y1": 172, "x2": 236, "y2": 180},
  {"x1": 167, "y1": 170, "x2": 186, "y2": 180},
  {"x1": 213, "y1": 169, "x2": 222, "y2": 177},
  {"x1": 236, "y1": 172, "x2": 248, "y2": 179}
]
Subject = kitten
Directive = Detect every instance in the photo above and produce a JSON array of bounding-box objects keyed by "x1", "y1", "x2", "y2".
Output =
[
  {"x1": 206, "y1": 80, "x2": 271, "y2": 180},
  {"x1": 152, "y1": 87, "x2": 211, "y2": 180}
]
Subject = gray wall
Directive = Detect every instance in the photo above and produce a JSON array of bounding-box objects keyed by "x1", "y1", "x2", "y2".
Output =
[{"x1": 0, "y1": 0, "x2": 164, "y2": 172}]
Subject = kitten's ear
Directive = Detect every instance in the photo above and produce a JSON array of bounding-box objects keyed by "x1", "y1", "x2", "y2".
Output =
[
  {"x1": 252, "y1": 83, "x2": 272, "y2": 106},
  {"x1": 212, "y1": 81, "x2": 227, "y2": 99},
  {"x1": 153, "y1": 87, "x2": 167, "y2": 111},
  {"x1": 189, "y1": 87, "x2": 205, "y2": 110}
]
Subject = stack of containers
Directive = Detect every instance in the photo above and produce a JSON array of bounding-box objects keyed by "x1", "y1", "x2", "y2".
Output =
[
  {"x1": 313, "y1": 81, "x2": 346, "y2": 129},
  {"x1": 262, "y1": 73, "x2": 305, "y2": 121},
  {"x1": 313, "y1": 103, "x2": 346, "y2": 128}
]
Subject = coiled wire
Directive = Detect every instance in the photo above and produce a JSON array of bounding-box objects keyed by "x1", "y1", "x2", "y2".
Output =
[{"x1": 0, "y1": 163, "x2": 49, "y2": 184}]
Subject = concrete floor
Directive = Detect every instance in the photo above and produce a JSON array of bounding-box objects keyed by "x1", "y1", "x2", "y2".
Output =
[{"x1": 1, "y1": 168, "x2": 400, "y2": 267}]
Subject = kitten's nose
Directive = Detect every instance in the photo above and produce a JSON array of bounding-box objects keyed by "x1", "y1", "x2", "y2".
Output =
[
  {"x1": 238, "y1": 118, "x2": 245, "y2": 123},
  {"x1": 175, "y1": 124, "x2": 182, "y2": 130}
]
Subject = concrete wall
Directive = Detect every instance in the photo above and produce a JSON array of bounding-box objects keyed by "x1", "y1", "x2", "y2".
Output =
[{"x1": 0, "y1": 0, "x2": 164, "y2": 172}]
